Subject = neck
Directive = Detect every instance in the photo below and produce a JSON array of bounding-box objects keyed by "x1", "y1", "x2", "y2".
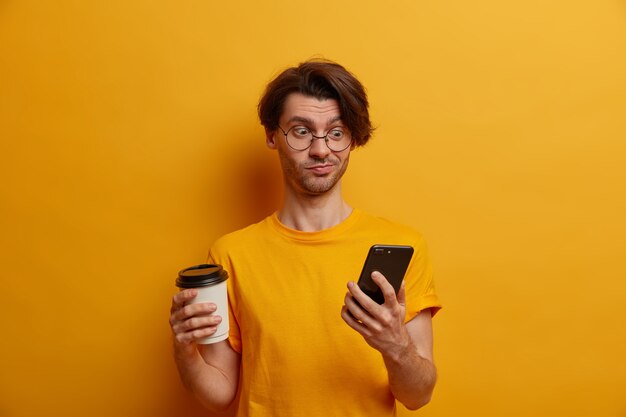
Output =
[{"x1": 277, "y1": 182, "x2": 353, "y2": 232}]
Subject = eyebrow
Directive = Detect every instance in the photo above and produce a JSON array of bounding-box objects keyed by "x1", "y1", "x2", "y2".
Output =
[{"x1": 286, "y1": 115, "x2": 343, "y2": 125}]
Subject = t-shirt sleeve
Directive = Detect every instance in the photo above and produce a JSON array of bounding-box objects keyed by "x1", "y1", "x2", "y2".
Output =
[
  {"x1": 207, "y1": 246, "x2": 242, "y2": 353},
  {"x1": 404, "y1": 234, "x2": 441, "y2": 322}
]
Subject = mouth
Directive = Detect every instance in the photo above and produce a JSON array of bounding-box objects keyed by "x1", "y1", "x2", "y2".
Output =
[{"x1": 306, "y1": 163, "x2": 335, "y2": 175}]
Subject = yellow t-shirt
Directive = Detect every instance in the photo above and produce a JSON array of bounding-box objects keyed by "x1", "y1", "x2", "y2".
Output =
[{"x1": 208, "y1": 208, "x2": 441, "y2": 417}]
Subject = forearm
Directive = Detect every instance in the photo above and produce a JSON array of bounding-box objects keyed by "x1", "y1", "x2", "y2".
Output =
[
  {"x1": 383, "y1": 336, "x2": 437, "y2": 410},
  {"x1": 173, "y1": 341, "x2": 238, "y2": 412},
  {"x1": 384, "y1": 344, "x2": 437, "y2": 409}
]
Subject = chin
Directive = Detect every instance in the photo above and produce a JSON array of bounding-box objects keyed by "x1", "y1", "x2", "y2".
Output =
[{"x1": 300, "y1": 179, "x2": 339, "y2": 195}]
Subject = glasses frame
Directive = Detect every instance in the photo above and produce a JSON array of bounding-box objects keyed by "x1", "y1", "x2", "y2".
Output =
[{"x1": 278, "y1": 125, "x2": 353, "y2": 152}]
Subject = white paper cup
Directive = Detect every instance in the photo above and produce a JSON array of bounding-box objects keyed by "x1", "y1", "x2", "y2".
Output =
[{"x1": 177, "y1": 264, "x2": 229, "y2": 344}]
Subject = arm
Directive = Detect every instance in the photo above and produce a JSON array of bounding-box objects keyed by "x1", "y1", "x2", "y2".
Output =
[
  {"x1": 169, "y1": 289, "x2": 241, "y2": 412},
  {"x1": 341, "y1": 272, "x2": 437, "y2": 410},
  {"x1": 382, "y1": 309, "x2": 436, "y2": 409}
]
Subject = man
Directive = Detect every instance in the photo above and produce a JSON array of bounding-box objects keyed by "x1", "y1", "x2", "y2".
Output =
[{"x1": 169, "y1": 59, "x2": 441, "y2": 416}]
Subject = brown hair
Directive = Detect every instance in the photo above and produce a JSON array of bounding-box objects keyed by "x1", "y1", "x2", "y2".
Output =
[{"x1": 258, "y1": 59, "x2": 374, "y2": 147}]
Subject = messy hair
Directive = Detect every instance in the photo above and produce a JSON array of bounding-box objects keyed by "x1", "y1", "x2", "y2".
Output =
[{"x1": 258, "y1": 59, "x2": 374, "y2": 147}]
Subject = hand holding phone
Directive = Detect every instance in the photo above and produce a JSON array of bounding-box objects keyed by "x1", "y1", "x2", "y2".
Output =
[{"x1": 356, "y1": 244, "x2": 414, "y2": 304}]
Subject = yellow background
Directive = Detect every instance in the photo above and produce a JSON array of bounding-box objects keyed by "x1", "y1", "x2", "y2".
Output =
[{"x1": 1, "y1": 1, "x2": 625, "y2": 416}]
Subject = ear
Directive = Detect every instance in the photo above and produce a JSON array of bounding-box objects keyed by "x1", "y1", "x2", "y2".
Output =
[{"x1": 265, "y1": 128, "x2": 277, "y2": 149}]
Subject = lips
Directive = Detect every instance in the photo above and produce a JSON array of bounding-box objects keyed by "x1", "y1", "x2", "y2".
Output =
[{"x1": 306, "y1": 163, "x2": 335, "y2": 175}]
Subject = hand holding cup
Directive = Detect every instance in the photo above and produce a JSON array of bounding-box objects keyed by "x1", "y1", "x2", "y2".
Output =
[{"x1": 170, "y1": 264, "x2": 229, "y2": 345}]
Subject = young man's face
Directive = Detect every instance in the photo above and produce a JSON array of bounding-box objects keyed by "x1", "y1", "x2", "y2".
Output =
[{"x1": 266, "y1": 93, "x2": 351, "y2": 196}]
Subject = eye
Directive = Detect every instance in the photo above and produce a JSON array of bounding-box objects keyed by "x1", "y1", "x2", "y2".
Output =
[
  {"x1": 292, "y1": 126, "x2": 311, "y2": 138},
  {"x1": 327, "y1": 128, "x2": 344, "y2": 139}
]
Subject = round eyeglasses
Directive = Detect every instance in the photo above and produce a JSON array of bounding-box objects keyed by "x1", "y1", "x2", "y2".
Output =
[{"x1": 278, "y1": 125, "x2": 353, "y2": 152}]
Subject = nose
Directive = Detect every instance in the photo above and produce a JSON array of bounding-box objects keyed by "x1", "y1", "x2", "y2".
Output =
[{"x1": 308, "y1": 136, "x2": 331, "y2": 159}]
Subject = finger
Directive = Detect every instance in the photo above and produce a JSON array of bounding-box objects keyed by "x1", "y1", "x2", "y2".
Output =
[
  {"x1": 347, "y1": 281, "x2": 380, "y2": 317},
  {"x1": 170, "y1": 302, "x2": 217, "y2": 325},
  {"x1": 343, "y1": 292, "x2": 367, "y2": 322},
  {"x1": 344, "y1": 291, "x2": 382, "y2": 331},
  {"x1": 172, "y1": 313, "x2": 222, "y2": 335},
  {"x1": 340, "y1": 305, "x2": 372, "y2": 337},
  {"x1": 175, "y1": 325, "x2": 220, "y2": 344},
  {"x1": 171, "y1": 289, "x2": 198, "y2": 312},
  {"x1": 180, "y1": 302, "x2": 217, "y2": 321},
  {"x1": 371, "y1": 271, "x2": 398, "y2": 306}
]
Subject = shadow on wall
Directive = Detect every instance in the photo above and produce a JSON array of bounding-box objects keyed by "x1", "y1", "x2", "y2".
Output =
[
  {"x1": 204, "y1": 131, "x2": 283, "y2": 239},
  {"x1": 236, "y1": 136, "x2": 283, "y2": 226}
]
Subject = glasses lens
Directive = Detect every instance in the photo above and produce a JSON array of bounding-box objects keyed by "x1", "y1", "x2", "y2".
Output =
[
  {"x1": 286, "y1": 127, "x2": 313, "y2": 150},
  {"x1": 326, "y1": 128, "x2": 352, "y2": 151}
]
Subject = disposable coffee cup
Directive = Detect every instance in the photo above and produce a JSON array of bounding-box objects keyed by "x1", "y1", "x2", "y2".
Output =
[{"x1": 176, "y1": 264, "x2": 229, "y2": 344}]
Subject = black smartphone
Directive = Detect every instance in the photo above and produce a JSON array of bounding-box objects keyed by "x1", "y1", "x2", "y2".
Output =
[{"x1": 356, "y1": 244, "x2": 414, "y2": 304}]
